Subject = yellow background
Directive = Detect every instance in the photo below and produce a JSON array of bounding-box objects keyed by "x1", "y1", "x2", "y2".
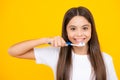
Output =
[{"x1": 0, "y1": 0, "x2": 120, "y2": 80}]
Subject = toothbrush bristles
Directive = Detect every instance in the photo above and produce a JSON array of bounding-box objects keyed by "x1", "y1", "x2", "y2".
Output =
[{"x1": 66, "y1": 42, "x2": 85, "y2": 47}]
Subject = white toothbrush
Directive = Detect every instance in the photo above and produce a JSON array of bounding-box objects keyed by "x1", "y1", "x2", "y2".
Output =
[{"x1": 66, "y1": 41, "x2": 85, "y2": 47}]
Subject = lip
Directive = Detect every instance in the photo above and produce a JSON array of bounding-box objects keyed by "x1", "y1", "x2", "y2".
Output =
[{"x1": 74, "y1": 38, "x2": 85, "y2": 43}]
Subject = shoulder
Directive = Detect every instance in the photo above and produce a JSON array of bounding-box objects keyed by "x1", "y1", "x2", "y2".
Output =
[
  {"x1": 101, "y1": 52, "x2": 113, "y2": 65},
  {"x1": 102, "y1": 52, "x2": 112, "y2": 60},
  {"x1": 102, "y1": 52, "x2": 118, "y2": 80},
  {"x1": 34, "y1": 46, "x2": 60, "y2": 65},
  {"x1": 34, "y1": 46, "x2": 60, "y2": 59},
  {"x1": 34, "y1": 46, "x2": 60, "y2": 54}
]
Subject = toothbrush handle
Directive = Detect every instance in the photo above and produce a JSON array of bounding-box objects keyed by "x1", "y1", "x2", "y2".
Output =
[
  {"x1": 48, "y1": 41, "x2": 72, "y2": 46},
  {"x1": 66, "y1": 41, "x2": 72, "y2": 46}
]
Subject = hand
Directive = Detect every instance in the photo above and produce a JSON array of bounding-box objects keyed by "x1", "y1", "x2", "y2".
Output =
[{"x1": 48, "y1": 36, "x2": 67, "y2": 47}]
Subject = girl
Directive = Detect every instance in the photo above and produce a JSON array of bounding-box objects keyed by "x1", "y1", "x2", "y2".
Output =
[{"x1": 8, "y1": 6, "x2": 118, "y2": 80}]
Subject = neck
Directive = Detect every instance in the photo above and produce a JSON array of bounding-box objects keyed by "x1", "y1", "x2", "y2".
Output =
[{"x1": 72, "y1": 44, "x2": 88, "y2": 55}]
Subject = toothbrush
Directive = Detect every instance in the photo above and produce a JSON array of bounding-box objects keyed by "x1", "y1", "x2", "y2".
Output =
[
  {"x1": 48, "y1": 41, "x2": 85, "y2": 47},
  {"x1": 66, "y1": 41, "x2": 85, "y2": 47}
]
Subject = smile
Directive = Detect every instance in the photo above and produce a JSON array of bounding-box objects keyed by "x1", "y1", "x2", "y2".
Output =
[{"x1": 74, "y1": 38, "x2": 85, "y2": 42}]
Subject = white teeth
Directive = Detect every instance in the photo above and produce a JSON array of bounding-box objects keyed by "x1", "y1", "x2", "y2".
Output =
[{"x1": 75, "y1": 38, "x2": 85, "y2": 42}]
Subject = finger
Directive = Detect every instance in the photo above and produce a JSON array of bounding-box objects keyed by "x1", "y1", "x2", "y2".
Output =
[
  {"x1": 54, "y1": 36, "x2": 59, "y2": 47},
  {"x1": 49, "y1": 39, "x2": 54, "y2": 46},
  {"x1": 52, "y1": 36, "x2": 64, "y2": 47},
  {"x1": 57, "y1": 36, "x2": 62, "y2": 47},
  {"x1": 61, "y1": 37, "x2": 67, "y2": 47}
]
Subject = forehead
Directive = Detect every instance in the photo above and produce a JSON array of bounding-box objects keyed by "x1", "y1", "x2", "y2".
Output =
[{"x1": 67, "y1": 16, "x2": 91, "y2": 27}]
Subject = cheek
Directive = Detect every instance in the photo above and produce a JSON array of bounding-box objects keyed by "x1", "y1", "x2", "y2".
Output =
[
  {"x1": 67, "y1": 32, "x2": 74, "y2": 39},
  {"x1": 67, "y1": 33, "x2": 72, "y2": 38},
  {"x1": 86, "y1": 31, "x2": 91, "y2": 38}
]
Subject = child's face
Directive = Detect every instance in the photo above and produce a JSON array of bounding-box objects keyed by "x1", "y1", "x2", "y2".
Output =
[{"x1": 66, "y1": 16, "x2": 91, "y2": 45}]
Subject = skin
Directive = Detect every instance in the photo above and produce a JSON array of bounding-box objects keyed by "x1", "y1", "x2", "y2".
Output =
[
  {"x1": 66, "y1": 16, "x2": 91, "y2": 55},
  {"x1": 8, "y1": 16, "x2": 91, "y2": 59}
]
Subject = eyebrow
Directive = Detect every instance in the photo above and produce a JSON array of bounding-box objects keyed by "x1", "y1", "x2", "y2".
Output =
[
  {"x1": 81, "y1": 24, "x2": 91, "y2": 27},
  {"x1": 68, "y1": 24, "x2": 91, "y2": 28},
  {"x1": 68, "y1": 25, "x2": 76, "y2": 28}
]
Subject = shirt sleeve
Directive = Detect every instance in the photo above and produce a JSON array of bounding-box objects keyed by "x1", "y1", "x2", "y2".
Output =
[
  {"x1": 34, "y1": 47, "x2": 59, "y2": 67},
  {"x1": 103, "y1": 52, "x2": 118, "y2": 80}
]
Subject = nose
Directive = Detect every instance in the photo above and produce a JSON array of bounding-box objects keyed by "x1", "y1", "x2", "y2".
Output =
[{"x1": 77, "y1": 31, "x2": 84, "y2": 36}]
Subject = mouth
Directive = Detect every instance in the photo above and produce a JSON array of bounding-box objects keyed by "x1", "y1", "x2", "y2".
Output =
[{"x1": 73, "y1": 38, "x2": 86, "y2": 43}]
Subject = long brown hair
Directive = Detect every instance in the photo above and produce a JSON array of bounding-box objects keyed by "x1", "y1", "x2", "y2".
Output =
[{"x1": 57, "y1": 6, "x2": 106, "y2": 80}]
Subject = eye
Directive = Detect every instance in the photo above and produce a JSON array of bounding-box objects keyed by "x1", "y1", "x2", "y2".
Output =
[
  {"x1": 70, "y1": 27, "x2": 76, "y2": 31},
  {"x1": 83, "y1": 27, "x2": 88, "y2": 30}
]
